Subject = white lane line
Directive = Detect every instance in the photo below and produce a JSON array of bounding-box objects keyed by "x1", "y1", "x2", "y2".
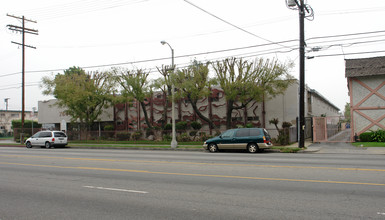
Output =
[{"x1": 83, "y1": 186, "x2": 148, "y2": 194}]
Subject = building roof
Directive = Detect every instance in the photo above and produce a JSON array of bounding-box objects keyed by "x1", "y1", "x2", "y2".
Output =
[
  {"x1": 345, "y1": 56, "x2": 385, "y2": 78},
  {"x1": 309, "y1": 89, "x2": 340, "y2": 111}
]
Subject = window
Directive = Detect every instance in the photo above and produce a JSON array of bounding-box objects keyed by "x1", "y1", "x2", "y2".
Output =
[
  {"x1": 231, "y1": 117, "x2": 243, "y2": 121},
  {"x1": 11, "y1": 113, "x2": 19, "y2": 117},
  {"x1": 54, "y1": 132, "x2": 67, "y2": 138},
  {"x1": 39, "y1": 132, "x2": 52, "y2": 138},
  {"x1": 235, "y1": 129, "x2": 249, "y2": 137},
  {"x1": 247, "y1": 116, "x2": 259, "y2": 121},
  {"x1": 221, "y1": 130, "x2": 236, "y2": 138},
  {"x1": 250, "y1": 129, "x2": 261, "y2": 136}
]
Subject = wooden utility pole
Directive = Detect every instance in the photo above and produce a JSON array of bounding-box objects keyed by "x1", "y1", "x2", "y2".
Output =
[{"x1": 6, "y1": 14, "x2": 38, "y2": 142}]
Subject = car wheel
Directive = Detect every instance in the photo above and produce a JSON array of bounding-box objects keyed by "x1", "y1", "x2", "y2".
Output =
[
  {"x1": 208, "y1": 143, "x2": 218, "y2": 153},
  {"x1": 45, "y1": 142, "x2": 51, "y2": 149},
  {"x1": 247, "y1": 143, "x2": 259, "y2": 153},
  {"x1": 26, "y1": 142, "x2": 32, "y2": 148}
]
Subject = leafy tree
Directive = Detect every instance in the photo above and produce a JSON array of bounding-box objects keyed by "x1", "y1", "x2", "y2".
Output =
[
  {"x1": 254, "y1": 58, "x2": 294, "y2": 127},
  {"x1": 172, "y1": 61, "x2": 217, "y2": 129},
  {"x1": 41, "y1": 66, "x2": 115, "y2": 134},
  {"x1": 154, "y1": 65, "x2": 173, "y2": 128},
  {"x1": 114, "y1": 68, "x2": 153, "y2": 129},
  {"x1": 212, "y1": 57, "x2": 293, "y2": 129},
  {"x1": 212, "y1": 57, "x2": 262, "y2": 129},
  {"x1": 344, "y1": 102, "x2": 351, "y2": 122}
]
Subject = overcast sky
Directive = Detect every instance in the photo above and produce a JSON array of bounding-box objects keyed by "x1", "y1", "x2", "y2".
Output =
[{"x1": 1, "y1": 0, "x2": 385, "y2": 112}]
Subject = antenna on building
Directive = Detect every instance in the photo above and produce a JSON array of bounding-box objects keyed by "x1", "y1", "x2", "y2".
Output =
[{"x1": 4, "y1": 98, "x2": 10, "y2": 111}]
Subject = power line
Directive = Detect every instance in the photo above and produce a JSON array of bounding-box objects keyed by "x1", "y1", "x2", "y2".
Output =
[
  {"x1": 309, "y1": 50, "x2": 385, "y2": 59},
  {"x1": 307, "y1": 30, "x2": 385, "y2": 41},
  {"x1": 1, "y1": 29, "x2": 385, "y2": 79},
  {"x1": 12, "y1": 0, "x2": 149, "y2": 21},
  {"x1": 183, "y1": 0, "x2": 290, "y2": 49}
]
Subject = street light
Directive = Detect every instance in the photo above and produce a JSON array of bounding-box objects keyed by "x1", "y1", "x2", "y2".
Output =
[{"x1": 161, "y1": 40, "x2": 178, "y2": 149}]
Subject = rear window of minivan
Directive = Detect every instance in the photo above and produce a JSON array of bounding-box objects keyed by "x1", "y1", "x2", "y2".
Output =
[
  {"x1": 250, "y1": 129, "x2": 261, "y2": 136},
  {"x1": 54, "y1": 132, "x2": 67, "y2": 137}
]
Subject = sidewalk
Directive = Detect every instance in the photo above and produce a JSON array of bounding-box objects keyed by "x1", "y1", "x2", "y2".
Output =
[{"x1": 306, "y1": 142, "x2": 385, "y2": 155}]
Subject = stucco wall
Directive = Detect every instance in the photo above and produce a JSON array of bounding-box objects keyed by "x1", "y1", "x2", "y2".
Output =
[
  {"x1": 350, "y1": 75, "x2": 385, "y2": 135},
  {"x1": 38, "y1": 99, "x2": 113, "y2": 124}
]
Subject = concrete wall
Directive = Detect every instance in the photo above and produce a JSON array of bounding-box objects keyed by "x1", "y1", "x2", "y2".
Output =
[{"x1": 38, "y1": 99, "x2": 113, "y2": 125}]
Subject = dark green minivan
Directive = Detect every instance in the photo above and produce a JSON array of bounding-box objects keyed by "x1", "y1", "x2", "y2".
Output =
[{"x1": 203, "y1": 128, "x2": 273, "y2": 153}]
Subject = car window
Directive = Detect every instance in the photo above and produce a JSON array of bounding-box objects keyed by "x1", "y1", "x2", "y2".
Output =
[
  {"x1": 32, "y1": 132, "x2": 41, "y2": 138},
  {"x1": 235, "y1": 129, "x2": 249, "y2": 137},
  {"x1": 250, "y1": 129, "x2": 261, "y2": 136},
  {"x1": 39, "y1": 132, "x2": 52, "y2": 138},
  {"x1": 54, "y1": 132, "x2": 67, "y2": 137},
  {"x1": 221, "y1": 129, "x2": 236, "y2": 138}
]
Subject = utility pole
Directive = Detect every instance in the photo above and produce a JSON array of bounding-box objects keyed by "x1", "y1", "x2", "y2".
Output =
[
  {"x1": 6, "y1": 14, "x2": 38, "y2": 143},
  {"x1": 286, "y1": 0, "x2": 313, "y2": 148}
]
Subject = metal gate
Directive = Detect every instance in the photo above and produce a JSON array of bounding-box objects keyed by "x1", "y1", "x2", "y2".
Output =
[{"x1": 313, "y1": 116, "x2": 351, "y2": 142}]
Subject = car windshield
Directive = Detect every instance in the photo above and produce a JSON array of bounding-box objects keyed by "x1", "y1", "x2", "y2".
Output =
[{"x1": 221, "y1": 129, "x2": 236, "y2": 138}]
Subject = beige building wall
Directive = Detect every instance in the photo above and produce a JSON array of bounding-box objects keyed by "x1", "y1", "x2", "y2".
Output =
[
  {"x1": 0, "y1": 110, "x2": 38, "y2": 133},
  {"x1": 38, "y1": 99, "x2": 114, "y2": 127}
]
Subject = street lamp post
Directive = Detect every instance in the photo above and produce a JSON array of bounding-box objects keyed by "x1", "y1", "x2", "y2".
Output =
[{"x1": 161, "y1": 40, "x2": 178, "y2": 148}]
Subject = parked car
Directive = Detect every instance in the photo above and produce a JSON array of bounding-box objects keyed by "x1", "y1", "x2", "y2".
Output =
[
  {"x1": 25, "y1": 130, "x2": 68, "y2": 148},
  {"x1": 203, "y1": 128, "x2": 272, "y2": 153}
]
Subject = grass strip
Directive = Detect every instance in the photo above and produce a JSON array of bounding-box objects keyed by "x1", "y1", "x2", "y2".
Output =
[{"x1": 352, "y1": 142, "x2": 385, "y2": 147}]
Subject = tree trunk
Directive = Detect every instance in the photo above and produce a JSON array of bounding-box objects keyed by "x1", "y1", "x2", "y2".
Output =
[
  {"x1": 262, "y1": 94, "x2": 266, "y2": 128},
  {"x1": 188, "y1": 95, "x2": 216, "y2": 129},
  {"x1": 226, "y1": 100, "x2": 234, "y2": 129},
  {"x1": 140, "y1": 101, "x2": 153, "y2": 129},
  {"x1": 162, "y1": 90, "x2": 168, "y2": 128}
]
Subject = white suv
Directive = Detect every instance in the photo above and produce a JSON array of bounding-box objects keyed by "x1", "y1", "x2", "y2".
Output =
[{"x1": 25, "y1": 130, "x2": 68, "y2": 148}]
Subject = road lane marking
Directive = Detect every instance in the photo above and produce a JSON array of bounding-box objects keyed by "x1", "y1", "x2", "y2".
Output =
[
  {"x1": 83, "y1": 186, "x2": 148, "y2": 194},
  {"x1": 1, "y1": 154, "x2": 385, "y2": 172},
  {"x1": 1, "y1": 162, "x2": 385, "y2": 187}
]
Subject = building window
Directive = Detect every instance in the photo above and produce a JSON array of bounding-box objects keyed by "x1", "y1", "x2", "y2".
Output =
[
  {"x1": 11, "y1": 114, "x2": 19, "y2": 118},
  {"x1": 247, "y1": 116, "x2": 259, "y2": 121},
  {"x1": 231, "y1": 117, "x2": 243, "y2": 121}
]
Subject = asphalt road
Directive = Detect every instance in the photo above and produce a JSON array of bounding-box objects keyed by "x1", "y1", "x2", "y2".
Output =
[{"x1": 1, "y1": 147, "x2": 385, "y2": 220}]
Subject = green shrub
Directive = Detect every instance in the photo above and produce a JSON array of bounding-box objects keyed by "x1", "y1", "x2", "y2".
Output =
[
  {"x1": 163, "y1": 134, "x2": 172, "y2": 141},
  {"x1": 116, "y1": 132, "x2": 131, "y2": 141},
  {"x1": 104, "y1": 124, "x2": 114, "y2": 131},
  {"x1": 282, "y1": 122, "x2": 292, "y2": 128},
  {"x1": 176, "y1": 121, "x2": 188, "y2": 131},
  {"x1": 190, "y1": 121, "x2": 202, "y2": 130},
  {"x1": 164, "y1": 124, "x2": 172, "y2": 130},
  {"x1": 371, "y1": 129, "x2": 385, "y2": 142},
  {"x1": 359, "y1": 132, "x2": 373, "y2": 142},
  {"x1": 177, "y1": 133, "x2": 190, "y2": 142},
  {"x1": 245, "y1": 123, "x2": 253, "y2": 128},
  {"x1": 189, "y1": 130, "x2": 198, "y2": 141},
  {"x1": 131, "y1": 131, "x2": 142, "y2": 141}
]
